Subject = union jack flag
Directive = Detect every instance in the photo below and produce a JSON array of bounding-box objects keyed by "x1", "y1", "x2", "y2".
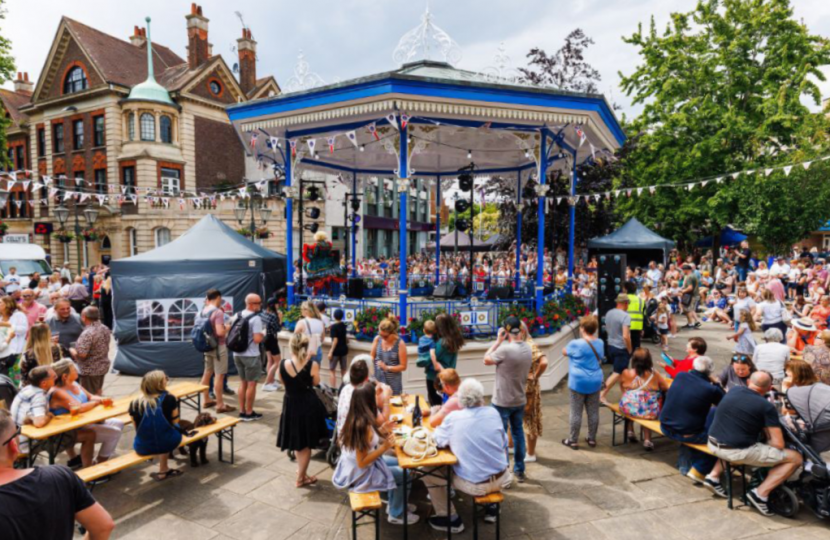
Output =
[{"x1": 368, "y1": 122, "x2": 380, "y2": 141}]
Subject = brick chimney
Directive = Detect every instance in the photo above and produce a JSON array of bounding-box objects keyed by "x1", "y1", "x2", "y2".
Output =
[
  {"x1": 130, "y1": 26, "x2": 146, "y2": 47},
  {"x1": 186, "y1": 3, "x2": 210, "y2": 69},
  {"x1": 13, "y1": 72, "x2": 33, "y2": 95},
  {"x1": 237, "y1": 28, "x2": 257, "y2": 95}
]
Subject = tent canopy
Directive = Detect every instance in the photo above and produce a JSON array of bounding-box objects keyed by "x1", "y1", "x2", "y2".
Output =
[
  {"x1": 427, "y1": 231, "x2": 501, "y2": 252},
  {"x1": 588, "y1": 218, "x2": 676, "y2": 251},
  {"x1": 111, "y1": 215, "x2": 286, "y2": 377},
  {"x1": 695, "y1": 227, "x2": 747, "y2": 248}
]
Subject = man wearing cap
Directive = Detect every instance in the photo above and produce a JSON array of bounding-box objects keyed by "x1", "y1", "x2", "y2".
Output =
[
  {"x1": 681, "y1": 264, "x2": 702, "y2": 329},
  {"x1": 484, "y1": 315, "x2": 533, "y2": 483},
  {"x1": 599, "y1": 294, "x2": 633, "y2": 403},
  {"x1": 770, "y1": 257, "x2": 790, "y2": 282}
]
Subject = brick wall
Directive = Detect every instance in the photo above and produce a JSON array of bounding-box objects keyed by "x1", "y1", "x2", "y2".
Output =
[{"x1": 194, "y1": 116, "x2": 245, "y2": 188}]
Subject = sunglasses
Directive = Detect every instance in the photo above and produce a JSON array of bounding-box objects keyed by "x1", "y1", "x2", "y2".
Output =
[
  {"x1": 2, "y1": 424, "x2": 21, "y2": 447},
  {"x1": 731, "y1": 355, "x2": 752, "y2": 364}
]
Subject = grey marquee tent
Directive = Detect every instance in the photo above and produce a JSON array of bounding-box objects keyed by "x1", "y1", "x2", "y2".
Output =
[
  {"x1": 111, "y1": 215, "x2": 286, "y2": 377},
  {"x1": 588, "y1": 218, "x2": 676, "y2": 266}
]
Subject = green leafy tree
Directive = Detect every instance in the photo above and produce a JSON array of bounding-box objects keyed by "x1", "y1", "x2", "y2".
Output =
[
  {"x1": 0, "y1": 1, "x2": 16, "y2": 168},
  {"x1": 615, "y1": 0, "x2": 830, "y2": 253}
]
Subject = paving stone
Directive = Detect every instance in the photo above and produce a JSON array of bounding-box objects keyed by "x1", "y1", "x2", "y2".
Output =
[
  {"x1": 213, "y1": 502, "x2": 309, "y2": 540},
  {"x1": 175, "y1": 489, "x2": 255, "y2": 528},
  {"x1": 209, "y1": 463, "x2": 280, "y2": 495},
  {"x1": 116, "y1": 510, "x2": 219, "y2": 540}
]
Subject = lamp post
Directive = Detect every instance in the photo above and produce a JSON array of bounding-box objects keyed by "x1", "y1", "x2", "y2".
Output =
[
  {"x1": 234, "y1": 195, "x2": 271, "y2": 242},
  {"x1": 54, "y1": 203, "x2": 98, "y2": 268}
]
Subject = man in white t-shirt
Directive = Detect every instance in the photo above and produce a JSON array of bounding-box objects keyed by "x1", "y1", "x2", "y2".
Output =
[
  {"x1": 233, "y1": 294, "x2": 264, "y2": 422},
  {"x1": 769, "y1": 257, "x2": 790, "y2": 280},
  {"x1": 4, "y1": 267, "x2": 21, "y2": 294},
  {"x1": 647, "y1": 262, "x2": 663, "y2": 288}
]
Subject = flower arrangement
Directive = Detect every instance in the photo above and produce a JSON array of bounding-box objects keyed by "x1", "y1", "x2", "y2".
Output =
[
  {"x1": 236, "y1": 227, "x2": 252, "y2": 237},
  {"x1": 55, "y1": 229, "x2": 75, "y2": 243},
  {"x1": 354, "y1": 306, "x2": 392, "y2": 341},
  {"x1": 81, "y1": 227, "x2": 99, "y2": 242},
  {"x1": 497, "y1": 303, "x2": 541, "y2": 335},
  {"x1": 256, "y1": 227, "x2": 270, "y2": 239},
  {"x1": 280, "y1": 304, "x2": 302, "y2": 332},
  {"x1": 407, "y1": 308, "x2": 448, "y2": 340},
  {"x1": 497, "y1": 295, "x2": 588, "y2": 337}
]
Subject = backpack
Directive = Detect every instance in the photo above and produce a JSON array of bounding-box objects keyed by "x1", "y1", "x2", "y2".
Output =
[
  {"x1": 226, "y1": 312, "x2": 258, "y2": 353},
  {"x1": 191, "y1": 307, "x2": 219, "y2": 353}
]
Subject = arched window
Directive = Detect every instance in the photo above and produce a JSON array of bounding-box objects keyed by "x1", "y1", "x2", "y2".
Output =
[
  {"x1": 101, "y1": 235, "x2": 111, "y2": 250},
  {"x1": 155, "y1": 227, "x2": 171, "y2": 247},
  {"x1": 128, "y1": 113, "x2": 135, "y2": 141},
  {"x1": 167, "y1": 299, "x2": 198, "y2": 341},
  {"x1": 140, "y1": 113, "x2": 155, "y2": 141},
  {"x1": 160, "y1": 115, "x2": 173, "y2": 143},
  {"x1": 63, "y1": 66, "x2": 88, "y2": 94},
  {"x1": 137, "y1": 300, "x2": 165, "y2": 342}
]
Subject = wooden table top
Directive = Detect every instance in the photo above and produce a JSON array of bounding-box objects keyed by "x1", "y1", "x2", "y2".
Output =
[
  {"x1": 390, "y1": 394, "x2": 458, "y2": 470},
  {"x1": 22, "y1": 382, "x2": 208, "y2": 441}
]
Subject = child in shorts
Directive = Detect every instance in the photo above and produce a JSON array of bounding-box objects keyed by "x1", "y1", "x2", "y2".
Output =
[
  {"x1": 416, "y1": 320, "x2": 437, "y2": 369},
  {"x1": 327, "y1": 309, "x2": 349, "y2": 387}
]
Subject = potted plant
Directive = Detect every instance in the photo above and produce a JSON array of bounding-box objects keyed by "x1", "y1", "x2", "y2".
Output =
[
  {"x1": 236, "y1": 227, "x2": 252, "y2": 237},
  {"x1": 0, "y1": 220, "x2": 7, "y2": 237},
  {"x1": 354, "y1": 306, "x2": 392, "y2": 341},
  {"x1": 256, "y1": 226, "x2": 270, "y2": 239},
  {"x1": 81, "y1": 227, "x2": 99, "y2": 242},
  {"x1": 55, "y1": 229, "x2": 75, "y2": 243},
  {"x1": 280, "y1": 304, "x2": 302, "y2": 332},
  {"x1": 407, "y1": 308, "x2": 448, "y2": 341}
]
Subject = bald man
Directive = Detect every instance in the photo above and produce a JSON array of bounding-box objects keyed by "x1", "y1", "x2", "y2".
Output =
[
  {"x1": 232, "y1": 294, "x2": 265, "y2": 421},
  {"x1": 704, "y1": 371, "x2": 802, "y2": 517}
]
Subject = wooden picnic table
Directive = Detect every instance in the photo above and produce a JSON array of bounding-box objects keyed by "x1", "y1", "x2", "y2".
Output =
[
  {"x1": 390, "y1": 394, "x2": 458, "y2": 540},
  {"x1": 21, "y1": 382, "x2": 208, "y2": 466}
]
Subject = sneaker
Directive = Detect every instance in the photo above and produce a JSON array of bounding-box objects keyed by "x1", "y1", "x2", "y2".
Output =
[
  {"x1": 747, "y1": 489, "x2": 774, "y2": 516},
  {"x1": 88, "y1": 475, "x2": 112, "y2": 487},
  {"x1": 262, "y1": 383, "x2": 280, "y2": 392},
  {"x1": 386, "y1": 503, "x2": 417, "y2": 514},
  {"x1": 686, "y1": 468, "x2": 705, "y2": 485},
  {"x1": 515, "y1": 471, "x2": 527, "y2": 483},
  {"x1": 249, "y1": 411, "x2": 264, "y2": 421},
  {"x1": 703, "y1": 478, "x2": 728, "y2": 498},
  {"x1": 224, "y1": 387, "x2": 236, "y2": 396},
  {"x1": 484, "y1": 504, "x2": 499, "y2": 523},
  {"x1": 388, "y1": 513, "x2": 420, "y2": 525},
  {"x1": 67, "y1": 456, "x2": 82, "y2": 470},
  {"x1": 428, "y1": 515, "x2": 464, "y2": 533},
  {"x1": 525, "y1": 453, "x2": 537, "y2": 463},
  {"x1": 694, "y1": 322, "x2": 702, "y2": 329},
  {"x1": 239, "y1": 413, "x2": 253, "y2": 422}
]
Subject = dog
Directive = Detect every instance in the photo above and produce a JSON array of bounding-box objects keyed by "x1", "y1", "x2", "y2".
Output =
[{"x1": 171, "y1": 412, "x2": 217, "y2": 467}]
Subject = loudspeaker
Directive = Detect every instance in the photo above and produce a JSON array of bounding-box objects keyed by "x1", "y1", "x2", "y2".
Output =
[
  {"x1": 434, "y1": 282, "x2": 457, "y2": 299},
  {"x1": 597, "y1": 254, "x2": 627, "y2": 337},
  {"x1": 347, "y1": 277, "x2": 364, "y2": 299},
  {"x1": 487, "y1": 286, "x2": 514, "y2": 300}
]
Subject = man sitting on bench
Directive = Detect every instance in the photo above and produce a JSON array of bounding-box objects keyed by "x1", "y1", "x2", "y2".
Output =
[{"x1": 706, "y1": 371, "x2": 802, "y2": 516}]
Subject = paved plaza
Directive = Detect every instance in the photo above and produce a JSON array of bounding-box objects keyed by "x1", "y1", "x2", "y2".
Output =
[{"x1": 84, "y1": 323, "x2": 829, "y2": 540}]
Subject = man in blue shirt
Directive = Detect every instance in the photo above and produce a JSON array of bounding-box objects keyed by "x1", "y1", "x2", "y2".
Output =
[
  {"x1": 659, "y1": 356, "x2": 724, "y2": 480},
  {"x1": 421, "y1": 378, "x2": 510, "y2": 534}
]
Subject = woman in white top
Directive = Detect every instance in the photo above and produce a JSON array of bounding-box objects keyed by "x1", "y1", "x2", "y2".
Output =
[
  {"x1": 730, "y1": 286, "x2": 756, "y2": 332},
  {"x1": 294, "y1": 301, "x2": 326, "y2": 364},
  {"x1": 755, "y1": 289, "x2": 788, "y2": 343},
  {"x1": 0, "y1": 295, "x2": 29, "y2": 378},
  {"x1": 752, "y1": 328, "x2": 790, "y2": 383}
]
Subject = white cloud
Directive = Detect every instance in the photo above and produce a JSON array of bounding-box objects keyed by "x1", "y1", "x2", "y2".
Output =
[{"x1": 2, "y1": 0, "x2": 829, "y2": 116}]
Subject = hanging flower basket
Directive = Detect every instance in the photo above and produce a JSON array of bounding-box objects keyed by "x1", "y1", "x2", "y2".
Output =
[
  {"x1": 256, "y1": 227, "x2": 271, "y2": 239},
  {"x1": 55, "y1": 230, "x2": 75, "y2": 243},
  {"x1": 81, "y1": 228, "x2": 99, "y2": 242},
  {"x1": 236, "y1": 227, "x2": 252, "y2": 237}
]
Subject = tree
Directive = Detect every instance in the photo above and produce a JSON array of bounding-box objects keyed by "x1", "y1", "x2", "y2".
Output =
[
  {"x1": 615, "y1": 0, "x2": 830, "y2": 254},
  {"x1": 519, "y1": 29, "x2": 601, "y2": 93},
  {"x1": 0, "y1": 1, "x2": 16, "y2": 169}
]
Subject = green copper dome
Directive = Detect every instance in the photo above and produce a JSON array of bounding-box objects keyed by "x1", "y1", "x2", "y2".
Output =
[{"x1": 126, "y1": 17, "x2": 174, "y2": 106}]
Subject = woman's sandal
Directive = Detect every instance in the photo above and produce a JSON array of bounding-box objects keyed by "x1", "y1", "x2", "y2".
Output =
[
  {"x1": 626, "y1": 431, "x2": 639, "y2": 443},
  {"x1": 561, "y1": 438, "x2": 579, "y2": 450},
  {"x1": 585, "y1": 438, "x2": 597, "y2": 448},
  {"x1": 151, "y1": 469, "x2": 183, "y2": 482},
  {"x1": 643, "y1": 440, "x2": 654, "y2": 452},
  {"x1": 296, "y1": 475, "x2": 318, "y2": 488}
]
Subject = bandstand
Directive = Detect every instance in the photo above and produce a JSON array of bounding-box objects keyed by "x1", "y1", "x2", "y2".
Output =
[{"x1": 227, "y1": 24, "x2": 624, "y2": 335}]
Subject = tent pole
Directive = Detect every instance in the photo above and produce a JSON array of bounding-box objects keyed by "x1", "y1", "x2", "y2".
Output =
[
  {"x1": 435, "y1": 175, "x2": 441, "y2": 286},
  {"x1": 568, "y1": 147, "x2": 578, "y2": 291},
  {"x1": 286, "y1": 142, "x2": 295, "y2": 305},
  {"x1": 515, "y1": 169, "x2": 522, "y2": 292},
  {"x1": 351, "y1": 172, "x2": 357, "y2": 278},
  {"x1": 536, "y1": 131, "x2": 548, "y2": 316},
  {"x1": 398, "y1": 124, "x2": 409, "y2": 326}
]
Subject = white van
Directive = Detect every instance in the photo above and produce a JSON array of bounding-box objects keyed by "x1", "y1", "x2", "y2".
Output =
[{"x1": 0, "y1": 244, "x2": 53, "y2": 284}]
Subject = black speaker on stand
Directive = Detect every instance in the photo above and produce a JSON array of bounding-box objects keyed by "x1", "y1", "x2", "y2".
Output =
[
  {"x1": 433, "y1": 282, "x2": 458, "y2": 299},
  {"x1": 597, "y1": 254, "x2": 627, "y2": 339},
  {"x1": 347, "y1": 277, "x2": 365, "y2": 299}
]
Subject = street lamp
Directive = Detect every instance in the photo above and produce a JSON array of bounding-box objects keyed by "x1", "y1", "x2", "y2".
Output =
[
  {"x1": 54, "y1": 202, "x2": 98, "y2": 267},
  {"x1": 234, "y1": 196, "x2": 270, "y2": 241}
]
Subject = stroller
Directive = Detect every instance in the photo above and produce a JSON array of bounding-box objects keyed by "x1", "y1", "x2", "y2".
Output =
[
  {"x1": 777, "y1": 384, "x2": 830, "y2": 519},
  {"x1": 642, "y1": 297, "x2": 662, "y2": 345},
  {"x1": 287, "y1": 383, "x2": 341, "y2": 468}
]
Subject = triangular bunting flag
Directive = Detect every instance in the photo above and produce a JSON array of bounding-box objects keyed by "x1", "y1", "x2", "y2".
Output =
[
  {"x1": 783, "y1": 165, "x2": 793, "y2": 176},
  {"x1": 79, "y1": 193, "x2": 90, "y2": 203},
  {"x1": 803, "y1": 161, "x2": 812, "y2": 171},
  {"x1": 701, "y1": 181, "x2": 708, "y2": 188},
  {"x1": 49, "y1": 188, "x2": 58, "y2": 198},
  {"x1": 400, "y1": 114, "x2": 409, "y2": 130},
  {"x1": 386, "y1": 113, "x2": 398, "y2": 130},
  {"x1": 21, "y1": 181, "x2": 30, "y2": 191},
  {"x1": 368, "y1": 123, "x2": 380, "y2": 141},
  {"x1": 731, "y1": 172, "x2": 740, "y2": 180},
  {"x1": 13, "y1": 200, "x2": 21, "y2": 209},
  {"x1": 765, "y1": 168, "x2": 774, "y2": 176},
  {"x1": 636, "y1": 187, "x2": 643, "y2": 196},
  {"x1": 649, "y1": 186, "x2": 656, "y2": 194},
  {"x1": 327, "y1": 136, "x2": 336, "y2": 154},
  {"x1": 306, "y1": 139, "x2": 317, "y2": 154},
  {"x1": 346, "y1": 131, "x2": 358, "y2": 147}
]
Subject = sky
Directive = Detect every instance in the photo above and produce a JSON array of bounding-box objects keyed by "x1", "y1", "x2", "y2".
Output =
[{"x1": 2, "y1": 0, "x2": 830, "y2": 119}]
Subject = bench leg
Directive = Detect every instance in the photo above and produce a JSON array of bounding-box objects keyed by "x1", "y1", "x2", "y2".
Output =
[
  {"x1": 447, "y1": 467, "x2": 453, "y2": 540},
  {"x1": 473, "y1": 502, "x2": 478, "y2": 540},
  {"x1": 725, "y1": 462, "x2": 733, "y2": 510},
  {"x1": 351, "y1": 510, "x2": 357, "y2": 540},
  {"x1": 496, "y1": 502, "x2": 500, "y2": 540},
  {"x1": 740, "y1": 466, "x2": 748, "y2": 506},
  {"x1": 216, "y1": 427, "x2": 235, "y2": 465},
  {"x1": 375, "y1": 508, "x2": 380, "y2": 540}
]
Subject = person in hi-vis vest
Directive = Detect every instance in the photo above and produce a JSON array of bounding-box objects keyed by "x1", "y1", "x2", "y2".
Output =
[{"x1": 625, "y1": 281, "x2": 644, "y2": 350}]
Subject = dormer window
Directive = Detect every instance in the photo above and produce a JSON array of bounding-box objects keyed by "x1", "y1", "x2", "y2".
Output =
[{"x1": 63, "y1": 66, "x2": 88, "y2": 94}]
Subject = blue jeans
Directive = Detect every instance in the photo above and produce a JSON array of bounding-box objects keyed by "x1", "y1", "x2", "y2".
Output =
[
  {"x1": 662, "y1": 409, "x2": 717, "y2": 475},
  {"x1": 494, "y1": 404, "x2": 526, "y2": 474},
  {"x1": 736, "y1": 266, "x2": 748, "y2": 283},
  {"x1": 381, "y1": 455, "x2": 408, "y2": 518}
]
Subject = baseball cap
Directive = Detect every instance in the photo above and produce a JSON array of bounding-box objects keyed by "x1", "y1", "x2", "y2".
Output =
[
  {"x1": 503, "y1": 316, "x2": 522, "y2": 335},
  {"x1": 616, "y1": 293, "x2": 630, "y2": 304}
]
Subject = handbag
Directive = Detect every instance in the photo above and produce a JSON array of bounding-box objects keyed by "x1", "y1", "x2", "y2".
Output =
[
  {"x1": 401, "y1": 427, "x2": 438, "y2": 462},
  {"x1": 619, "y1": 374, "x2": 662, "y2": 420},
  {"x1": 780, "y1": 301, "x2": 792, "y2": 325},
  {"x1": 680, "y1": 292, "x2": 693, "y2": 307}
]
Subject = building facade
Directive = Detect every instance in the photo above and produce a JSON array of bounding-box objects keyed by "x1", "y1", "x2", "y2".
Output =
[{"x1": 0, "y1": 4, "x2": 287, "y2": 269}]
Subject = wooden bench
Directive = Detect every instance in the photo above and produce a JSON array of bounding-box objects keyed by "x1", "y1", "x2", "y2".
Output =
[
  {"x1": 473, "y1": 492, "x2": 504, "y2": 540},
  {"x1": 604, "y1": 402, "x2": 747, "y2": 509},
  {"x1": 77, "y1": 417, "x2": 239, "y2": 485},
  {"x1": 349, "y1": 491, "x2": 381, "y2": 540}
]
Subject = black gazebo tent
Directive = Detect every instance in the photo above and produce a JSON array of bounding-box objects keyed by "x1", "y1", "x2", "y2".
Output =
[
  {"x1": 111, "y1": 215, "x2": 286, "y2": 377},
  {"x1": 588, "y1": 218, "x2": 675, "y2": 267}
]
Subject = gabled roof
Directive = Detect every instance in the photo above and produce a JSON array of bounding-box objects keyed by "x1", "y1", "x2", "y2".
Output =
[
  {"x1": 588, "y1": 218, "x2": 675, "y2": 251},
  {"x1": 248, "y1": 76, "x2": 280, "y2": 100},
  {"x1": 64, "y1": 17, "x2": 185, "y2": 89},
  {"x1": 0, "y1": 89, "x2": 31, "y2": 129}
]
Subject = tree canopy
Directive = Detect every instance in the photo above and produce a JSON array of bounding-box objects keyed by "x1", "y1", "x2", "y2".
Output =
[
  {"x1": 0, "y1": 1, "x2": 17, "y2": 168},
  {"x1": 613, "y1": 0, "x2": 830, "y2": 254}
]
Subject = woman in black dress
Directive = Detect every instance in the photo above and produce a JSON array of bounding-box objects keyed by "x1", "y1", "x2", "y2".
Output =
[{"x1": 277, "y1": 332, "x2": 328, "y2": 487}]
